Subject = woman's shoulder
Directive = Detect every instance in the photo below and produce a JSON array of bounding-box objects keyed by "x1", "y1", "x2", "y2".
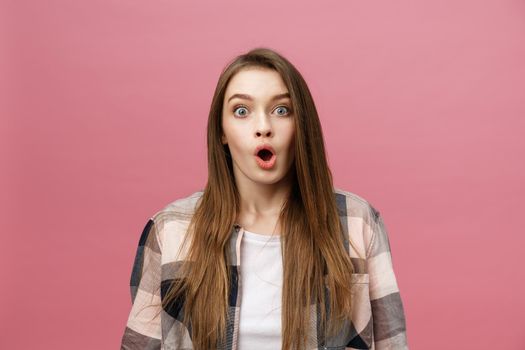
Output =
[
  {"x1": 150, "y1": 187, "x2": 381, "y2": 223},
  {"x1": 151, "y1": 189, "x2": 204, "y2": 221},
  {"x1": 148, "y1": 187, "x2": 381, "y2": 225},
  {"x1": 333, "y1": 187, "x2": 380, "y2": 222},
  {"x1": 148, "y1": 190, "x2": 204, "y2": 235}
]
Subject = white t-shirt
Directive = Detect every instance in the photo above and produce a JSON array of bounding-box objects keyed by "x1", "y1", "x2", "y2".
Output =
[{"x1": 238, "y1": 229, "x2": 283, "y2": 349}]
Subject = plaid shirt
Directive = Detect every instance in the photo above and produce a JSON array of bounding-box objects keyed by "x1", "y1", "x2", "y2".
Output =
[{"x1": 120, "y1": 188, "x2": 409, "y2": 349}]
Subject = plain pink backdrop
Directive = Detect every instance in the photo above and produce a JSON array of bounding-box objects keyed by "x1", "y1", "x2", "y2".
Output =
[{"x1": 2, "y1": 0, "x2": 525, "y2": 349}]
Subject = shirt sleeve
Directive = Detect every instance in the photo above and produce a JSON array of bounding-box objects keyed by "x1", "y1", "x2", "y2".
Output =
[
  {"x1": 366, "y1": 205, "x2": 409, "y2": 349},
  {"x1": 120, "y1": 218, "x2": 163, "y2": 350}
]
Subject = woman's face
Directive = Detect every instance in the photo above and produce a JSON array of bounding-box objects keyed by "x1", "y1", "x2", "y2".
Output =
[{"x1": 221, "y1": 67, "x2": 295, "y2": 187}]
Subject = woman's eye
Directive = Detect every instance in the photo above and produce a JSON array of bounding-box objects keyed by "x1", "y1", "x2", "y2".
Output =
[
  {"x1": 275, "y1": 106, "x2": 290, "y2": 116},
  {"x1": 233, "y1": 106, "x2": 248, "y2": 117}
]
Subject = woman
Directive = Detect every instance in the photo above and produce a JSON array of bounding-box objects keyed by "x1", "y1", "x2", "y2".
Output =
[{"x1": 120, "y1": 48, "x2": 408, "y2": 350}]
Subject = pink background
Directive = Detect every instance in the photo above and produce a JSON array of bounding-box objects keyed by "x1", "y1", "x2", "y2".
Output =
[{"x1": 2, "y1": 0, "x2": 525, "y2": 349}]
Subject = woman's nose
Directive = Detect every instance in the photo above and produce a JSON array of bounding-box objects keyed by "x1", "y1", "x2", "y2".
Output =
[{"x1": 254, "y1": 112, "x2": 272, "y2": 137}]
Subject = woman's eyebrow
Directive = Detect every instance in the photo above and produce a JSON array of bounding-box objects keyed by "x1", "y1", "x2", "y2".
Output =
[{"x1": 227, "y1": 92, "x2": 290, "y2": 103}]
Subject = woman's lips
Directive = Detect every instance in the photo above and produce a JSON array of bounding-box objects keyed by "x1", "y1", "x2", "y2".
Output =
[{"x1": 254, "y1": 143, "x2": 277, "y2": 170}]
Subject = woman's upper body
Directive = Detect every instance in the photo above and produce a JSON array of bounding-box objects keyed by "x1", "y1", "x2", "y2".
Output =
[
  {"x1": 120, "y1": 187, "x2": 408, "y2": 350},
  {"x1": 121, "y1": 47, "x2": 408, "y2": 350}
]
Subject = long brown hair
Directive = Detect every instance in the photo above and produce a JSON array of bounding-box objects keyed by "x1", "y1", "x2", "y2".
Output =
[{"x1": 161, "y1": 47, "x2": 357, "y2": 350}]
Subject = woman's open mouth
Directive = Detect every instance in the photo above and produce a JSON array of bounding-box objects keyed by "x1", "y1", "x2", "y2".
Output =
[{"x1": 254, "y1": 146, "x2": 276, "y2": 170}]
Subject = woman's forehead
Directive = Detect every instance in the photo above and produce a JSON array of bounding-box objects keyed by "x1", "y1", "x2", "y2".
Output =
[{"x1": 225, "y1": 68, "x2": 288, "y2": 101}]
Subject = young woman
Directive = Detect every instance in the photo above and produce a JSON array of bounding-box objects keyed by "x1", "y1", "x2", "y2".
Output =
[{"x1": 120, "y1": 48, "x2": 408, "y2": 350}]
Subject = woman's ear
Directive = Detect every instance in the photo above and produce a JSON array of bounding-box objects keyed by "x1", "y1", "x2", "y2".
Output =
[{"x1": 221, "y1": 134, "x2": 228, "y2": 145}]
